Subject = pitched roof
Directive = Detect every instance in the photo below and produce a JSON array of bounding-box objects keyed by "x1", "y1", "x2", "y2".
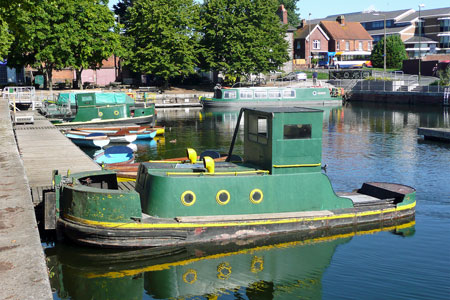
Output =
[
  {"x1": 404, "y1": 35, "x2": 439, "y2": 44},
  {"x1": 310, "y1": 9, "x2": 414, "y2": 25},
  {"x1": 320, "y1": 20, "x2": 373, "y2": 40},
  {"x1": 401, "y1": 7, "x2": 450, "y2": 22},
  {"x1": 294, "y1": 24, "x2": 314, "y2": 39}
]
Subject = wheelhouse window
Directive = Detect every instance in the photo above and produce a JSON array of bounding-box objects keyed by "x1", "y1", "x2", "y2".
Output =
[
  {"x1": 240, "y1": 89, "x2": 253, "y2": 99},
  {"x1": 254, "y1": 90, "x2": 268, "y2": 99},
  {"x1": 268, "y1": 90, "x2": 282, "y2": 98},
  {"x1": 223, "y1": 90, "x2": 236, "y2": 99},
  {"x1": 284, "y1": 124, "x2": 312, "y2": 139},
  {"x1": 248, "y1": 115, "x2": 268, "y2": 144},
  {"x1": 283, "y1": 89, "x2": 296, "y2": 98}
]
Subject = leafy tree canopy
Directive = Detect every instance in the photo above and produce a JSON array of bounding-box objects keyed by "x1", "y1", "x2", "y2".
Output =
[
  {"x1": 199, "y1": 0, "x2": 289, "y2": 82},
  {"x1": 0, "y1": 15, "x2": 12, "y2": 60},
  {"x1": 371, "y1": 35, "x2": 408, "y2": 69},
  {"x1": 5, "y1": 0, "x2": 120, "y2": 89},
  {"x1": 64, "y1": 0, "x2": 121, "y2": 88},
  {"x1": 126, "y1": 0, "x2": 201, "y2": 85}
]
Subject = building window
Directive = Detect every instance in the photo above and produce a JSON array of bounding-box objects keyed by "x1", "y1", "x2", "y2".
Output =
[
  {"x1": 296, "y1": 40, "x2": 301, "y2": 49},
  {"x1": 372, "y1": 21, "x2": 384, "y2": 29},
  {"x1": 336, "y1": 41, "x2": 340, "y2": 50},
  {"x1": 358, "y1": 41, "x2": 363, "y2": 50},
  {"x1": 367, "y1": 42, "x2": 371, "y2": 51},
  {"x1": 440, "y1": 36, "x2": 450, "y2": 49},
  {"x1": 345, "y1": 41, "x2": 350, "y2": 50},
  {"x1": 313, "y1": 40, "x2": 320, "y2": 49},
  {"x1": 440, "y1": 19, "x2": 450, "y2": 32}
]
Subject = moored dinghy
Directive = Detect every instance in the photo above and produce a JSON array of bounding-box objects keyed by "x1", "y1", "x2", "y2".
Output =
[
  {"x1": 94, "y1": 145, "x2": 135, "y2": 165},
  {"x1": 65, "y1": 132, "x2": 110, "y2": 148},
  {"x1": 47, "y1": 107, "x2": 415, "y2": 248}
]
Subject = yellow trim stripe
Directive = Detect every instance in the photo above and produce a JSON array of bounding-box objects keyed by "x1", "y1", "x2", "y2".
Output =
[
  {"x1": 148, "y1": 160, "x2": 183, "y2": 163},
  {"x1": 84, "y1": 220, "x2": 415, "y2": 279},
  {"x1": 64, "y1": 201, "x2": 416, "y2": 229},
  {"x1": 273, "y1": 163, "x2": 321, "y2": 168},
  {"x1": 166, "y1": 170, "x2": 270, "y2": 176}
]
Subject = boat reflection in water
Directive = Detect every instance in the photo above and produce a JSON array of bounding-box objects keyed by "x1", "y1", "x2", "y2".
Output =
[{"x1": 46, "y1": 218, "x2": 414, "y2": 300}]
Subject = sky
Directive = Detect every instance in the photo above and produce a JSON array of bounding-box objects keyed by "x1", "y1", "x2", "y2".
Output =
[{"x1": 108, "y1": 1, "x2": 445, "y2": 20}]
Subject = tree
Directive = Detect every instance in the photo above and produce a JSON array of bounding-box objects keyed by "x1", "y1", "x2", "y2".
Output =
[
  {"x1": 199, "y1": 0, "x2": 289, "y2": 83},
  {"x1": 126, "y1": 0, "x2": 201, "y2": 88},
  {"x1": 371, "y1": 35, "x2": 408, "y2": 69},
  {"x1": 0, "y1": 15, "x2": 12, "y2": 60},
  {"x1": 278, "y1": 0, "x2": 301, "y2": 26},
  {"x1": 6, "y1": 0, "x2": 75, "y2": 90},
  {"x1": 66, "y1": 0, "x2": 121, "y2": 89}
]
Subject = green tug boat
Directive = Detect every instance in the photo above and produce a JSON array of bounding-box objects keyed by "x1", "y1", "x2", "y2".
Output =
[
  {"x1": 42, "y1": 92, "x2": 155, "y2": 126},
  {"x1": 46, "y1": 107, "x2": 416, "y2": 248},
  {"x1": 200, "y1": 86, "x2": 343, "y2": 108}
]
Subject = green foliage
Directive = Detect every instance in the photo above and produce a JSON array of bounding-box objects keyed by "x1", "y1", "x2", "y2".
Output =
[
  {"x1": 0, "y1": 15, "x2": 12, "y2": 60},
  {"x1": 277, "y1": 0, "x2": 301, "y2": 26},
  {"x1": 438, "y1": 67, "x2": 450, "y2": 86},
  {"x1": 126, "y1": 0, "x2": 201, "y2": 86},
  {"x1": 371, "y1": 35, "x2": 408, "y2": 69},
  {"x1": 64, "y1": 0, "x2": 121, "y2": 88},
  {"x1": 200, "y1": 0, "x2": 289, "y2": 83},
  {"x1": 364, "y1": 76, "x2": 393, "y2": 81},
  {"x1": 5, "y1": 0, "x2": 120, "y2": 89}
]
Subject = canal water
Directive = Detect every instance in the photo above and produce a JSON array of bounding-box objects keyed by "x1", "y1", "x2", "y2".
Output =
[{"x1": 46, "y1": 103, "x2": 450, "y2": 300}]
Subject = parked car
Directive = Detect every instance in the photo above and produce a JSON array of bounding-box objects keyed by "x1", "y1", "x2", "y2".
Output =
[{"x1": 279, "y1": 71, "x2": 307, "y2": 81}]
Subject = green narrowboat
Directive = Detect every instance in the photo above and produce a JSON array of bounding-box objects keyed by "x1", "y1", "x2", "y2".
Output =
[
  {"x1": 200, "y1": 86, "x2": 343, "y2": 108},
  {"x1": 47, "y1": 107, "x2": 415, "y2": 248},
  {"x1": 42, "y1": 92, "x2": 155, "y2": 126}
]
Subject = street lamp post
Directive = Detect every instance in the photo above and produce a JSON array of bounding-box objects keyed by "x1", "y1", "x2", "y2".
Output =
[
  {"x1": 308, "y1": 13, "x2": 311, "y2": 69},
  {"x1": 374, "y1": 13, "x2": 386, "y2": 74},
  {"x1": 418, "y1": 4, "x2": 425, "y2": 83}
]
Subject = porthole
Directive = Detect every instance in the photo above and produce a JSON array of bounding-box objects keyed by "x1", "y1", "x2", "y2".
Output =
[
  {"x1": 113, "y1": 110, "x2": 120, "y2": 116},
  {"x1": 98, "y1": 111, "x2": 103, "y2": 117},
  {"x1": 182, "y1": 269, "x2": 197, "y2": 284},
  {"x1": 216, "y1": 190, "x2": 230, "y2": 205},
  {"x1": 250, "y1": 189, "x2": 263, "y2": 204},
  {"x1": 217, "y1": 262, "x2": 232, "y2": 280},
  {"x1": 181, "y1": 191, "x2": 196, "y2": 206}
]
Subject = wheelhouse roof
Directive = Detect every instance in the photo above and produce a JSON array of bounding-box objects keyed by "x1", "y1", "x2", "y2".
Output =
[{"x1": 242, "y1": 107, "x2": 323, "y2": 114}]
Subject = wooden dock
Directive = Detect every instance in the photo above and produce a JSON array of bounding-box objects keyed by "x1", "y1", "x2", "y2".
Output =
[
  {"x1": 0, "y1": 102, "x2": 53, "y2": 299},
  {"x1": 418, "y1": 127, "x2": 450, "y2": 142},
  {"x1": 14, "y1": 111, "x2": 101, "y2": 189}
]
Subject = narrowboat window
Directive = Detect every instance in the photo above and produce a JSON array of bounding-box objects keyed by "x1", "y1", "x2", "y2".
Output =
[
  {"x1": 254, "y1": 90, "x2": 267, "y2": 99},
  {"x1": 248, "y1": 115, "x2": 268, "y2": 144},
  {"x1": 81, "y1": 95, "x2": 93, "y2": 102},
  {"x1": 284, "y1": 124, "x2": 312, "y2": 139},
  {"x1": 240, "y1": 90, "x2": 253, "y2": 99},
  {"x1": 223, "y1": 90, "x2": 236, "y2": 99},
  {"x1": 283, "y1": 89, "x2": 295, "y2": 98},
  {"x1": 268, "y1": 90, "x2": 282, "y2": 98}
]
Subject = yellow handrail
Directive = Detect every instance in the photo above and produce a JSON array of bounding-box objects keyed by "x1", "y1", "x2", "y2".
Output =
[{"x1": 166, "y1": 170, "x2": 269, "y2": 176}]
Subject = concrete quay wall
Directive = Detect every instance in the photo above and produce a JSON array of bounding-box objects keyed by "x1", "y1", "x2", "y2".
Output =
[
  {"x1": 0, "y1": 101, "x2": 52, "y2": 299},
  {"x1": 347, "y1": 90, "x2": 447, "y2": 106}
]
